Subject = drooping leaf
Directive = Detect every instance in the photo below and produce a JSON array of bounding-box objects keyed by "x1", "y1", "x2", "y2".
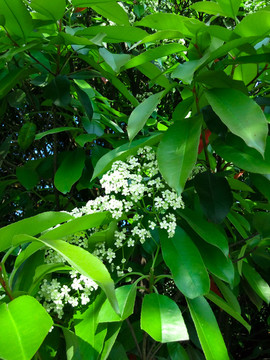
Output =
[
  {"x1": 30, "y1": 0, "x2": 66, "y2": 20},
  {"x1": 194, "y1": 172, "x2": 233, "y2": 224},
  {"x1": 160, "y1": 227, "x2": 209, "y2": 299},
  {"x1": 157, "y1": 115, "x2": 202, "y2": 194},
  {"x1": 0, "y1": 296, "x2": 53, "y2": 360},
  {"x1": 54, "y1": 149, "x2": 86, "y2": 194},
  {"x1": 242, "y1": 262, "x2": 270, "y2": 304},
  {"x1": 127, "y1": 92, "x2": 163, "y2": 141},
  {"x1": 205, "y1": 88, "x2": 268, "y2": 156},
  {"x1": 141, "y1": 293, "x2": 189, "y2": 343},
  {"x1": 44, "y1": 75, "x2": 71, "y2": 107},
  {"x1": 91, "y1": 2, "x2": 129, "y2": 26},
  {"x1": 73, "y1": 81, "x2": 94, "y2": 120},
  {"x1": 187, "y1": 296, "x2": 230, "y2": 360},
  {"x1": 99, "y1": 48, "x2": 131, "y2": 73},
  {"x1": 18, "y1": 123, "x2": 36, "y2": 150}
]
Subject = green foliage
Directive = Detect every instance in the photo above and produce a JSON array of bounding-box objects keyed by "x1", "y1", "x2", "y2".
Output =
[{"x1": 0, "y1": 0, "x2": 270, "y2": 359}]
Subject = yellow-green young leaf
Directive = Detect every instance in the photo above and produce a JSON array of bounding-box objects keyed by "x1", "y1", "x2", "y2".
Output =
[
  {"x1": 0, "y1": 0, "x2": 33, "y2": 40},
  {"x1": 160, "y1": 227, "x2": 209, "y2": 299},
  {"x1": 242, "y1": 262, "x2": 270, "y2": 304},
  {"x1": 0, "y1": 211, "x2": 73, "y2": 252},
  {"x1": 157, "y1": 115, "x2": 202, "y2": 194},
  {"x1": 205, "y1": 88, "x2": 268, "y2": 156},
  {"x1": 91, "y1": 2, "x2": 129, "y2": 26},
  {"x1": 234, "y1": 11, "x2": 270, "y2": 37},
  {"x1": 187, "y1": 297, "x2": 230, "y2": 360},
  {"x1": 54, "y1": 149, "x2": 86, "y2": 194},
  {"x1": 30, "y1": 0, "x2": 66, "y2": 20},
  {"x1": 191, "y1": 1, "x2": 227, "y2": 17},
  {"x1": 216, "y1": 0, "x2": 241, "y2": 18},
  {"x1": 141, "y1": 294, "x2": 189, "y2": 343},
  {"x1": 128, "y1": 92, "x2": 163, "y2": 141},
  {"x1": 0, "y1": 296, "x2": 53, "y2": 360}
]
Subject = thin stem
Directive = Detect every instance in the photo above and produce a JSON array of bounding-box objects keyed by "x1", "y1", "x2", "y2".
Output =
[
  {"x1": 142, "y1": 332, "x2": 148, "y2": 360},
  {"x1": 148, "y1": 343, "x2": 163, "y2": 360},
  {"x1": 229, "y1": 233, "x2": 259, "y2": 248},
  {"x1": 126, "y1": 318, "x2": 143, "y2": 359},
  {"x1": 247, "y1": 64, "x2": 268, "y2": 87},
  {"x1": 1, "y1": 247, "x2": 15, "y2": 265}
]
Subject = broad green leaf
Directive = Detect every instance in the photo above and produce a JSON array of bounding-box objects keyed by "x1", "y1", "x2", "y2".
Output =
[
  {"x1": 191, "y1": 1, "x2": 227, "y2": 16},
  {"x1": 167, "y1": 343, "x2": 189, "y2": 360},
  {"x1": 17, "y1": 123, "x2": 36, "y2": 150},
  {"x1": 171, "y1": 55, "x2": 207, "y2": 84},
  {"x1": 30, "y1": 0, "x2": 66, "y2": 20},
  {"x1": 194, "y1": 172, "x2": 233, "y2": 224},
  {"x1": 178, "y1": 208, "x2": 229, "y2": 256},
  {"x1": 135, "y1": 30, "x2": 186, "y2": 46},
  {"x1": 40, "y1": 212, "x2": 111, "y2": 240},
  {"x1": 206, "y1": 292, "x2": 250, "y2": 332},
  {"x1": 98, "y1": 284, "x2": 137, "y2": 322},
  {"x1": 54, "y1": 149, "x2": 86, "y2": 194},
  {"x1": 73, "y1": 0, "x2": 119, "y2": 4},
  {"x1": 253, "y1": 212, "x2": 270, "y2": 238},
  {"x1": 234, "y1": 11, "x2": 270, "y2": 37},
  {"x1": 63, "y1": 328, "x2": 100, "y2": 360},
  {"x1": 187, "y1": 297, "x2": 229, "y2": 360},
  {"x1": 160, "y1": 227, "x2": 209, "y2": 299},
  {"x1": 212, "y1": 134, "x2": 270, "y2": 174},
  {"x1": 128, "y1": 92, "x2": 163, "y2": 141},
  {"x1": 0, "y1": 0, "x2": 33, "y2": 40},
  {"x1": 172, "y1": 97, "x2": 194, "y2": 121},
  {"x1": 216, "y1": 0, "x2": 241, "y2": 18},
  {"x1": 16, "y1": 165, "x2": 39, "y2": 190},
  {"x1": 35, "y1": 127, "x2": 81, "y2": 140},
  {"x1": 73, "y1": 81, "x2": 94, "y2": 120},
  {"x1": 59, "y1": 32, "x2": 106, "y2": 46},
  {"x1": 91, "y1": 133, "x2": 162, "y2": 180},
  {"x1": 205, "y1": 88, "x2": 268, "y2": 156},
  {"x1": 242, "y1": 262, "x2": 270, "y2": 304},
  {"x1": 223, "y1": 53, "x2": 270, "y2": 65},
  {"x1": 44, "y1": 75, "x2": 71, "y2": 107},
  {"x1": 0, "y1": 296, "x2": 53, "y2": 360},
  {"x1": 7, "y1": 89, "x2": 26, "y2": 108},
  {"x1": 227, "y1": 211, "x2": 248, "y2": 238},
  {"x1": 141, "y1": 293, "x2": 189, "y2": 343},
  {"x1": 100, "y1": 323, "x2": 122, "y2": 360},
  {"x1": 76, "y1": 26, "x2": 148, "y2": 43},
  {"x1": 75, "y1": 134, "x2": 97, "y2": 147},
  {"x1": 250, "y1": 174, "x2": 270, "y2": 202},
  {"x1": 12, "y1": 235, "x2": 119, "y2": 314},
  {"x1": 0, "y1": 211, "x2": 73, "y2": 252},
  {"x1": 108, "y1": 342, "x2": 129, "y2": 360},
  {"x1": 124, "y1": 43, "x2": 186, "y2": 70},
  {"x1": 91, "y1": 2, "x2": 129, "y2": 26},
  {"x1": 213, "y1": 277, "x2": 241, "y2": 314},
  {"x1": 227, "y1": 178, "x2": 254, "y2": 193},
  {"x1": 157, "y1": 115, "x2": 202, "y2": 194},
  {"x1": 137, "y1": 62, "x2": 171, "y2": 88},
  {"x1": 99, "y1": 48, "x2": 131, "y2": 73},
  {"x1": 0, "y1": 68, "x2": 32, "y2": 100}
]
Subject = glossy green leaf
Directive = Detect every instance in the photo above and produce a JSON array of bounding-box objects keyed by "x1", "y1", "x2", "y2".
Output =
[
  {"x1": 91, "y1": 133, "x2": 162, "y2": 180},
  {"x1": 91, "y1": 2, "x2": 129, "y2": 26},
  {"x1": 157, "y1": 115, "x2": 202, "y2": 194},
  {"x1": 234, "y1": 11, "x2": 270, "y2": 37},
  {"x1": 213, "y1": 277, "x2": 241, "y2": 314},
  {"x1": 167, "y1": 342, "x2": 189, "y2": 360},
  {"x1": 44, "y1": 75, "x2": 71, "y2": 107},
  {"x1": 206, "y1": 292, "x2": 250, "y2": 332},
  {"x1": 187, "y1": 296, "x2": 229, "y2": 360},
  {"x1": 135, "y1": 30, "x2": 185, "y2": 46},
  {"x1": 194, "y1": 172, "x2": 233, "y2": 224},
  {"x1": 160, "y1": 227, "x2": 209, "y2": 298},
  {"x1": 250, "y1": 174, "x2": 270, "y2": 202},
  {"x1": 54, "y1": 149, "x2": 86, "y2": 194},
  {"x1": 178, "y1": 208, "x2": 229, "y2": 256},
  {"x1": 98, "y1": 284, "x2": 137, "y2": 322},
  {"x1": 73, "y1": 81, "x2": 94, "y2": 120},
  {"x1": 227, "y1": 178, "x2": 254, "y2": 193},
  {"x1": 216, "y1": 0, "x2": 241, "y2": 18},
  {"x1": 0, "y1": 0, "x2": 33, "y2": 40},
  {"x1": 100, "y1": 323, "x2": 122, "y2": 360},
  {"x1": 205, "y1": 88, "x2": 268, "y2": 156},
  {"x1": 30, "y1": 0, "x2": 66, "y2": 20},
  {"x1": 35, "y1": 127, "x2": 81, "y2": 140},
  {"x1": 171, "y1": 56, "x2": 207, "y2": 84},
  {"x1": 141, "y1": 293, "x2": 189, "y2": 343},
  {"x1": 172, "y1": 96, "x2": 194, "y2": 121},
  {"x1": 0, "y1": 69, "x2": 34, "y2": 100},
  {"x1": 212, "y1": 134, "x2": 270, "y2": 174},
  {"x1": 99, "y1": 48, "x2": 131, "y2": 73},
  {"x1": 128, "y1": 92, "x2": 163, "y2": 141},
  {"x1": 72, "y1": 0, "x2": 119, "y2": 4},
  {"x1": 223, "y1": 53, "x2": 270, "y2": 65},
  {"x1": 18, "y1": 123, "x2": 36, "y2": 150},
  {"x1": 124, "y1": 43, "x2": 186, "y2": 70},
  {"x1": 137, "y1": 62, "x2": 171, "y2": 88},
  {"x1": 0, "y1": 296, "x2": 53, "y2": 360},
  {"x1": 242, "y1": 262, "x2": 270, "y2": 304},
  {"x1": 12, "y1": 235, "x2": 119, "y2": 314},
  {"x1": 191, "y1": 1, "x2": 227, "y2": 17},
  {"x1": 63, "y1": 328, "x2": 100, "y2": 360},
  {"x1": 0, "y1": 211, "x2": 73, "y2": 252},
  {"x1": 75, "y1": 134, "x2": 97, "y2": 147},
  {"x1": 16, "y1": 165, "x2": 39, "y2": 190}
]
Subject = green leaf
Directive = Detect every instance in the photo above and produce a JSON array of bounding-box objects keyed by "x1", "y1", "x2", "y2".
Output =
[
  {"x1": 187, "y1": 296, "x2": 230, "y2": 360},
  {"x1": 178, "y1": 208, "x2": 229, "y2": 256},
  {"x1": 194, "y1": 172, "x2": 233, "y2": 224},
  {"x1": 160, "y1": 227, "x2": 209, "y2": 299},
  {"x1": 63, "y1": 328, "x2": 99, "y2": 360},
  {"x1": 124, "y1": 43, "x2": 186, "y2": 70},
  {"x1": 99, "y1": 48, "x2": 131, "y2": 73},
  {"x1": 35, "y1": 127, "x2": 81, "y2": 140},
  {"x1": 7, "y1": 89, "x2": 26, "y2": 108},
  {"x1": 16, "y1": 165, "x2": 39, "y2": 190},
  {"x1": 98, "y1": 284, "x2": 137, "y2": 322},
  {"x1": 167, "y1": 342, "x2": 189, "y2": 360},
  {"x1": 100, "y1": 323, "x2": 122, "y2": 360},
  {"x1": 141, "y1": 293, "x2": 189, "y2": 343},
  {"x1": 30, "y1": 0, "x2": 66, "y2": 21},
  {"x1": 191, "y1": 1, "x2": 227, "y2": 17},
  {"x1": 205, "y1": 88, "x2": 268, "y2": 156},
  {"x1": 253, "y1": 212, "x2": 270, "y2": 238},
  {"x1": 250, "y1": 174, "x2": 270, "y2": 202},
  {"x1": 234, "y1": 11, "x2": 270, "y2": 37},
  {"x1": 128, "y1": 92, "x2": 163, "y2": 141},
  {"x1": 171, "y1": 56, "x2": 207, "y2": 84},
  {"x1": 0, "y1": 68, "x2": 34, "y2": 100},
  {"x1": 223, "y1": 53, "x2": 270, "y2": 65},
  {"x1": 206, "y1": 292, "x2": 250, "y2": 332},
  {"x1": 157, "y1": 115, "x2": 202, "y2": 194},
  {"x1": 216, "y1": 0, "x2": 241, "y2": 18},
  {"x1": 91, "y1": 133, "x2": 162, "y2": 180},
  {"x1": 54, "y1": 149, "x2": 86, "y2": 194},
  {"x1": 172, "y1": 96, "x2": 194, "y2": 121},
  {"x1": 0, "y1": 0, "x2": 33, "y2": 40},
  {"x1": 0, "y1": 295, "x2": 53, "y2": 360},
  {"x1": 73, "y1": 81, "x2": 94, "y2": 120},
  {"x1": 213, "y1": 277, "x2": 241, "y2": 313},
  {"x1": 44, "y1": 75, "x2": 71, "y2": 107},
  {"x1": 18, "y1": 123, "x2": 36, "y2": 150},
  {"x1": 137, "y1": 62, "x2": 171, "y2": 88},
  {"x1": 72, "y1": 0, "x2": 119, "y2": 4},
  {"x1": 13, "y1": 235, "x2": 119, "y2": 314},
  {"x1": 242, "y1": 262, "x2": 270, "y2": 304},
  {"x1": 227, "y1": 177, "x2": 254, "y2": 193},
  {"x1": 91, "y1": 2, "x2": 129, "y2": 26},
  {"x1": 75, "y1": 134, "x2": 97, "y2": 147},
  {"x1": 0, "y1": 211, "x2": 73, "y2": 252},
  {"x1": 212, "y1": 134, "x2": 270, "y2": 174}
]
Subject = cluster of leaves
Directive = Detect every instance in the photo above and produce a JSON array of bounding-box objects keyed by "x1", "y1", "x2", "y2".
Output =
[{"x1": 0, "y1": 0, "x2": 270, "y2": 359}]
